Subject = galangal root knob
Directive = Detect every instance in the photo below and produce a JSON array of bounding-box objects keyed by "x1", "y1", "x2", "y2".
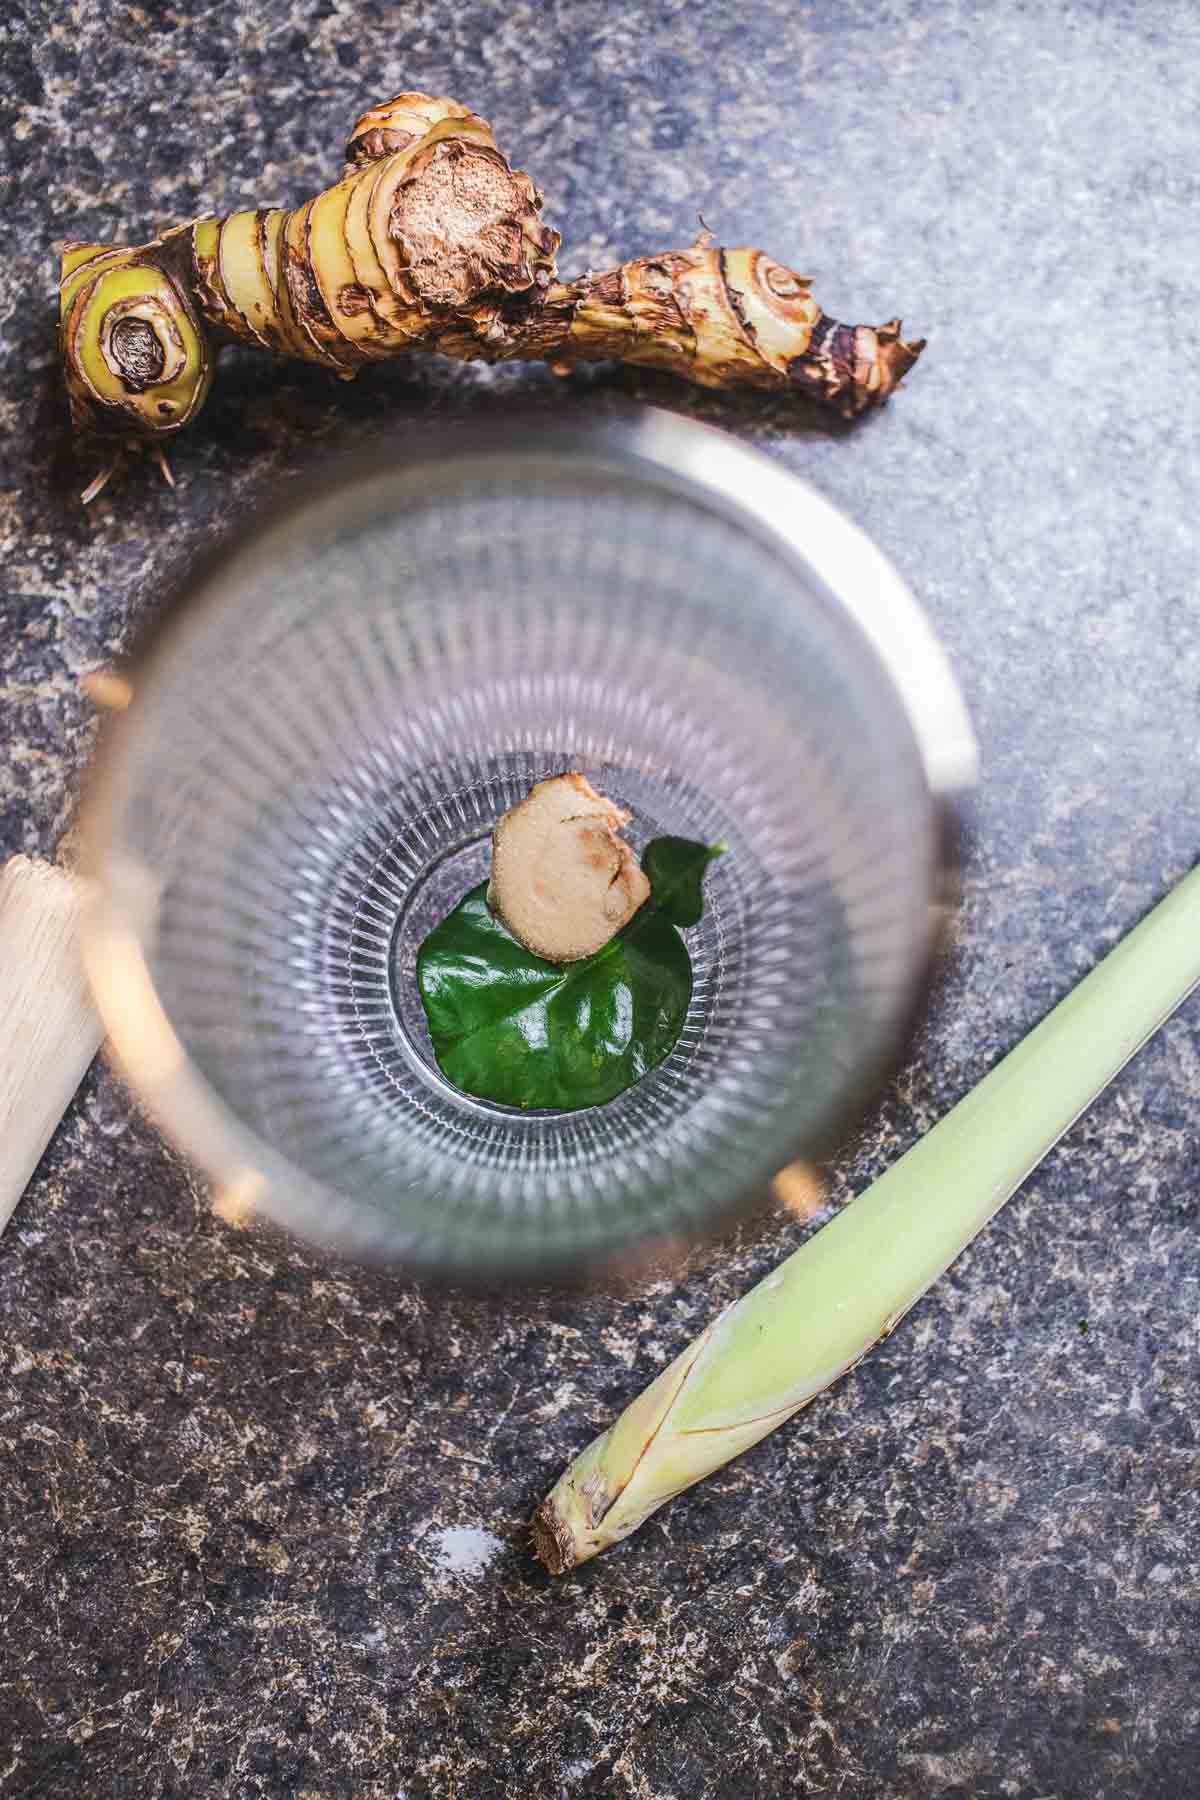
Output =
[{"x1": 60, "y1": 90, "x2": 925, "y2": 497}]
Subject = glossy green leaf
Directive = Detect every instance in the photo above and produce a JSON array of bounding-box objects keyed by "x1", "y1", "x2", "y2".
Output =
[
  {"x1": 416, "y1": 837, "x2": 721, "y2": 1111},
  {"x1": 641, "y1": 837, "x2": 726, "y2": 927}
]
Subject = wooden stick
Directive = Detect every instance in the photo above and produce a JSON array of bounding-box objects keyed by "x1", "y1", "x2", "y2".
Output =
[{"x1": 0, "y1": 856, "x2": 103, "y2": 1234}]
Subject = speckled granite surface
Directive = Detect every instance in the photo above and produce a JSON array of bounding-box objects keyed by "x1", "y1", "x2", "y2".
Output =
[{"x1": 3, "y1": 3, "x2": 1199, "y2": 1795}]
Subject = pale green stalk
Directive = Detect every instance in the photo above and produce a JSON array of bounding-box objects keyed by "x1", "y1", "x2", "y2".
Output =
[{"x1": 532, "y1": 863, "x2": 1200, "y2": 1573}]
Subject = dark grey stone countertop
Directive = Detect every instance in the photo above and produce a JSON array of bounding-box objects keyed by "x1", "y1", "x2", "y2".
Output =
[{"x1": 2, "y1": 3, "x2": 1198, "y2": 1796}]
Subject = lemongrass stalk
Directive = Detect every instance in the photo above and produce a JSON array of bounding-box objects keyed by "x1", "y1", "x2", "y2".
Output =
[{"x1": 532, "y1": 862, "x2": 1200, "y2": 1573}]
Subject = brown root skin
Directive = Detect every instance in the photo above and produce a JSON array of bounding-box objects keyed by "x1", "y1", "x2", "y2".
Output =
[
  {"x1": 60, "y1": 90, "x2": 924, "y2": 477},
  {"x1": 501, "y1": 245, "x2": 925, "y2": 419}
]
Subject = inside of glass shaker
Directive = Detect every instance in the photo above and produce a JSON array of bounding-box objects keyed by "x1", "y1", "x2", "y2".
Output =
[{"x1": 118, "y1": 466, "x2": 932, "y2": 1259}]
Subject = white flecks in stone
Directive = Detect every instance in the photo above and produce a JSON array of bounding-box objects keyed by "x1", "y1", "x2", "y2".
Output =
[
  {"x1": 428, "y1": 1525, "x2": 504, "y2": 1575},
  {"x1": 534, "y1": 1381, "x2": 580, "y2": 1420}
]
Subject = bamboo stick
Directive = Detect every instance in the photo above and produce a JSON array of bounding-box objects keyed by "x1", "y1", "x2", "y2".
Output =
[{"x1": 0, "y1": 857, "x2": 103, "y2": 1234}]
